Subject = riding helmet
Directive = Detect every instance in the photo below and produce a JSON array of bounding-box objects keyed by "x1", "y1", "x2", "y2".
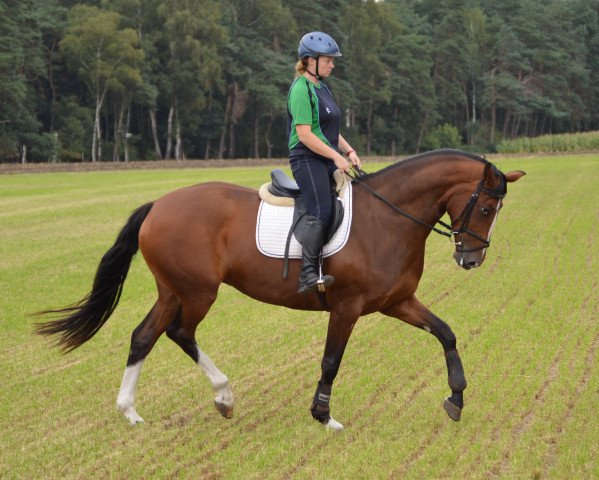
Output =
[{"x1": 298, "y1": 32, "x2": 342, "y2": 59}]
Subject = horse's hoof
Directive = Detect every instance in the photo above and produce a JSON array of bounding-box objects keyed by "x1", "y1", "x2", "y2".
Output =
[
  {"x1": 443, "y1": 397, "x2": 462, "y2": 421},
  {"x1": 325, "y1": 416, "x2": 344, "y2": 431},
  {"x1": 120, "y1": 407, "x2": 145, "y2": 425},
  {"x1": 214, "y1": 401, "x2": 234, "y2": 419}
]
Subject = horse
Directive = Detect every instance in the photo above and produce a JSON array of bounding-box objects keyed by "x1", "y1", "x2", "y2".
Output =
[{"x1": 36, "y1": 149, "x2": 525, "y2": 431}]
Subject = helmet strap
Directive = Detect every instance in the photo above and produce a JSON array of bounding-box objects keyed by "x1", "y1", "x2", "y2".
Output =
[{"x1": 306, "y1": 57, "x2": 323, "y2": 81}]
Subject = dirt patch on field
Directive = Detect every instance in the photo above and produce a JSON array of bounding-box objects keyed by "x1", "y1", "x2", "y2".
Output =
[
  {"x1": 2, "y1": 151, "x2": 597, "y2": 175},
  {"x1": 0, "y1": 158, "x2": 295, "y2": 174}
]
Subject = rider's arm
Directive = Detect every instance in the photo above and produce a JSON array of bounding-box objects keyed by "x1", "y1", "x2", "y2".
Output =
[
  {"x1": 296, "y1": 124, "x2": 349, "y2": 172},
  {"x1": 338, "y1": 134, "x2": 362, "y2": 169}
]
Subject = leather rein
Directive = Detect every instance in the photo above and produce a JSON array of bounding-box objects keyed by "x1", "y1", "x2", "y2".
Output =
[{"x1": 346, "y1": 162, "x2": 506, "y2": 252}]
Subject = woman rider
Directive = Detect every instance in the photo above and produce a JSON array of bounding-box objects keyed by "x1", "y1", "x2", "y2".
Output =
[{"x1": 287, "y1": 31, "x2": 362, "y2": 295}]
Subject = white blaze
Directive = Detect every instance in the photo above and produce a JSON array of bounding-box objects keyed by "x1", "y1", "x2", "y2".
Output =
[{"x1": 483, "y1": 199, "x2": 502, "y2": 257}]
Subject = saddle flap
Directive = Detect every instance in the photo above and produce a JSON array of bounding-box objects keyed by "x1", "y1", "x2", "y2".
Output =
[{"x1": 292, "y1": 197, "x2": 344, "y2": 245}]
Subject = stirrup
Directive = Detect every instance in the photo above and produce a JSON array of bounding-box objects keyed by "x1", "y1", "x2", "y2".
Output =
[
  {"x1": 297, "y1": 274, "x2": 334, "y2": 295},
  {"x1": 315, "y1": 254, "x2": 334, "y2": 292}
]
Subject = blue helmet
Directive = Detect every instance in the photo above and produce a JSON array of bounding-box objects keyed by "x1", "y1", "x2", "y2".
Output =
[{"x1": 298, "y1": 32, "x2": 342, "y2": 59}]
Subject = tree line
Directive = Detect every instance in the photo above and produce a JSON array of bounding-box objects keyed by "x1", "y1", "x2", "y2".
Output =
[{"x1": 1, "y1": 0, "x2": 598, "y2": 162}]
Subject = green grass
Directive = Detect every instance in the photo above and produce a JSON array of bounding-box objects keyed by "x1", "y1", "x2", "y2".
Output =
[{"x1": 1, "y1": 155, "x2": 597, "y2": 479}]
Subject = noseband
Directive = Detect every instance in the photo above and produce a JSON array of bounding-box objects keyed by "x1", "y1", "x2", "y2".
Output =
[{"x1": 348, "y1": 161, "x2": 506, "y2": 251}]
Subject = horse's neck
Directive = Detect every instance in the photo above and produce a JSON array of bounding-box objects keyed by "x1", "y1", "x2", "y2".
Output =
[{"x1": 366, "y1": 157, "x2": 480, "y2": 229}]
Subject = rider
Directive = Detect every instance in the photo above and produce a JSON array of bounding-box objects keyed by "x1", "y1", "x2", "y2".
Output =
[{"x1": 287, "y1": 32, "x2": 362, "y2": 295}]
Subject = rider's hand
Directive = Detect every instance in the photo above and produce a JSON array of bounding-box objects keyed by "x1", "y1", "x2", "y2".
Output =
[
  {"x1": 333, "y1": 153, "x2": 351, "y2": 173},
  {"x1": 348, "y1": 151, "x2": 362, "y2": 169}
]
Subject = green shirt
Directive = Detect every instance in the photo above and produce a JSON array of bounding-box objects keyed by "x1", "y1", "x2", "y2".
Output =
[{"x1": 287, "y1": 77, "x2": 341, "y2": 158}]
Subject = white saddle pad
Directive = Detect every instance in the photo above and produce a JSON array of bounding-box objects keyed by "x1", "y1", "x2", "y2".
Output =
[{"x1": 256, "y1": 183, "x2": 352, "y2": 259}]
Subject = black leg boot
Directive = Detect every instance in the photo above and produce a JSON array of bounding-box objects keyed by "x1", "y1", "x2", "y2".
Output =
[{"x1": 297, "y1": 216, "x2": 335, "y2": 295}]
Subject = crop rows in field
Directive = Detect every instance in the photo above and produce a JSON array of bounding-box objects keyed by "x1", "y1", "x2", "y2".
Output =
[{"x1": 1, "y1": 155, "x2": 597, "y2": 479}]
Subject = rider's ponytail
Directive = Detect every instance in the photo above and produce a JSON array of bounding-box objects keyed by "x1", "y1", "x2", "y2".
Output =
[{"x1": 295, "y1": 58, "x2": 308, "y2": 77}]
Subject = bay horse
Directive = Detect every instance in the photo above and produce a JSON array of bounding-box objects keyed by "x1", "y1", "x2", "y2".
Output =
[{"x1": 36, "y1": 149, "x2": 525, "y2": 430}]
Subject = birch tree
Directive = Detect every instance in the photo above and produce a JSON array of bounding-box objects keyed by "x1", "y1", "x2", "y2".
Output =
[{"x1": 60, "y1": 5, "x2": 143, "y2": 161}]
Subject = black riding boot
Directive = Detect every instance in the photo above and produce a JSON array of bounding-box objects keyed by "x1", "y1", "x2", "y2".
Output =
[{"x1": 297, "y1": 216, "x2": 335, "y2": 295}]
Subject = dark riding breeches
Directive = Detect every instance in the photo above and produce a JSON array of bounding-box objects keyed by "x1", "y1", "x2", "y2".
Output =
[{"x1": 290, "y1": 155, "x2": 337, "y2": 225}]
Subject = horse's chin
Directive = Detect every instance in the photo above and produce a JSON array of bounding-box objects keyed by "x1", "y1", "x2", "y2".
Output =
[{"x1": 453, "y1": 251, "x2": 484, "y2": 270}]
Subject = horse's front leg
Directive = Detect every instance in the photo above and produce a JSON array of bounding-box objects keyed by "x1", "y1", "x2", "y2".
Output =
[
  {"x1": 311, "y1": 307, "x2": 360, "y2": 431},
  {"x1": 381, "y1": 295, "x2": 467, "y2": 421}
]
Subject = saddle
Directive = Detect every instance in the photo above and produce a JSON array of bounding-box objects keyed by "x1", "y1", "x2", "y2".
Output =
[{"x1": 259, "y1": 169, "x2": 347, "y2": 279}]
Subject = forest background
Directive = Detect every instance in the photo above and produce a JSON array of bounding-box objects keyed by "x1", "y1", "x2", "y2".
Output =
[{"x1": 2, "y1": 0, "x2": 598, "y2": 163}]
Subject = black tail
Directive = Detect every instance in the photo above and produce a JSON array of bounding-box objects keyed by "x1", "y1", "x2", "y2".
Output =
[{"x1": 35, "y1": 202, "x2": 154, "y2": 352}]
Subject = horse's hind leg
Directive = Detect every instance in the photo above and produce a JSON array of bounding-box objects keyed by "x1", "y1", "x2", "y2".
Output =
[
  {"x1": 381, "y1": 295, "x2": 467, "y2": 421},
  {"x1": 116, "y1": 290, "x2": 179, "y2": 424},
  {"x1": 166, "y1": 300, "x2": 234, "y2": 419}
]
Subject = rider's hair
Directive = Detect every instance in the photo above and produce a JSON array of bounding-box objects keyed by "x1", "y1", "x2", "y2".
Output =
[{"x1": 295, "y1": 58, "x2": 309, "y2": 77}]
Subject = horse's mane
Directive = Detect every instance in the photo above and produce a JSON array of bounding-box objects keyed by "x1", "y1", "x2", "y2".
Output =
[{"x1": 357, "y1": 149, "x2": 488, "y2": 181}]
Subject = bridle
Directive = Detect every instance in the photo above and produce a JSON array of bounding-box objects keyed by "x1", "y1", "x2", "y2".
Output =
[
  {"x1": 449, "y1": 163, "x2": 507, "y2": 252},
  {"x1": 347, "y1": 161, "x2": 507, "y2": 252}
]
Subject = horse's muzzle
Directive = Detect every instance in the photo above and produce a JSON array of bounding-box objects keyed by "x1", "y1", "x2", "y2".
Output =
[{"x1": 453, "y1": 251, "x2": 484, "y2": 270}]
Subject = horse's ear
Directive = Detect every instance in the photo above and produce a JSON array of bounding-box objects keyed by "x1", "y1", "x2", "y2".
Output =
[{"x1": 505, "y1": 170, "x2": 526, "y2": 183}]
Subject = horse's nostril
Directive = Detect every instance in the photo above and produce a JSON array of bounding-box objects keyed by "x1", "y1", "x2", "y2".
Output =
[{"x1": 466, "y1": 261, "x2": 479, "y2": 269}]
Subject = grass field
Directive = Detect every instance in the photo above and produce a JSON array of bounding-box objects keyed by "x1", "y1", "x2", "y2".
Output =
[{"x1": 1, "y1": 154, "x2": 597, "y2": 479}]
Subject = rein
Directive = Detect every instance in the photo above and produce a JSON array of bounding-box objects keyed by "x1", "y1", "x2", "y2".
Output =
[
  {"x1": 346, "y1": 162, "x2": 506, "y2": 251},
  {"x1": 347, "y1": 168, "x2": 454, "y2": 240}
]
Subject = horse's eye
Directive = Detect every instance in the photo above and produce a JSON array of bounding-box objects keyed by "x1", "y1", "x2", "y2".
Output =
[{"x1": 481, "y1": 207, "x2": 490, "y2": 215}]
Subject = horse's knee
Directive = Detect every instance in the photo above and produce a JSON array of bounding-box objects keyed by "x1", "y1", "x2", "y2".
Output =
[
  {"x1": 440, "y1": 329, "x2": 457, "y2": 351},
  {"x1": 427, "y1": 316, "x2": 457, "y2": 351}
]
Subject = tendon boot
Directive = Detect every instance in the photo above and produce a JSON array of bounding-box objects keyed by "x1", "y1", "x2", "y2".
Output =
[{"x1": 297, "y1": 216, "x2": 335, "y2": 295}]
